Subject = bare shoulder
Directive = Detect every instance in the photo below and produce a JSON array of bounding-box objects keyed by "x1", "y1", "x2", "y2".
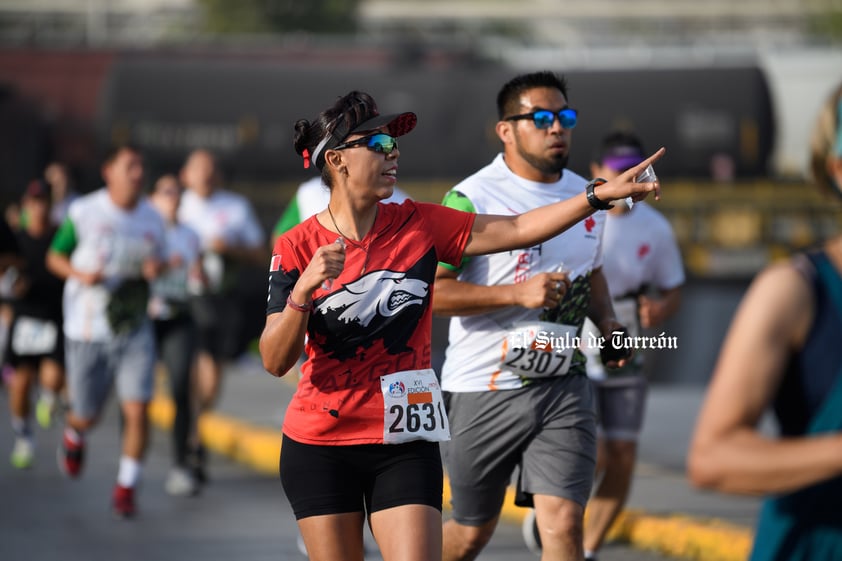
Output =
[
  {"x1": 744, "y1": 258, "x2": 815, "y2": 344},
  {"x1": 751, "y1": 258, "x2": 813, "y2": 300}
]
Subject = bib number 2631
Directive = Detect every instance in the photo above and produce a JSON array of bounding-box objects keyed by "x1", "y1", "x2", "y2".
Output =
[{"x1": 381, "y1": 369, "x2": 450, "y2": 444}]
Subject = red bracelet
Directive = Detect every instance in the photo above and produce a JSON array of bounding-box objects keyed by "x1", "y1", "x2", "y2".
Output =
[{"x1": 286, "y1": 294, "x2": 313, "y2": 313}]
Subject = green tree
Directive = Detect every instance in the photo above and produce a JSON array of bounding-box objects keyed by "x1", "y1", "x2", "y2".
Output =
[{"x1": 198, "y1": 0, "x2": 360, "y2": 34}]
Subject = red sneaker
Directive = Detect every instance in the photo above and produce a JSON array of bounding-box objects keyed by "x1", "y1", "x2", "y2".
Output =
[
  {"x1": 57, "y1": 429, "x2": 84, "y2": 478},
  {"x1": 112, "y1": 484, "x2": 136, "y2": 519}
]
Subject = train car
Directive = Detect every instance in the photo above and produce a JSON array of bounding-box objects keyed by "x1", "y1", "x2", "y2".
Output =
[
  {"x1": 0, "y1": 45, "x2": 797, "y2": 196},
  {"x1": 96, "y1": 51, "x2": 775, "y2": 184}
]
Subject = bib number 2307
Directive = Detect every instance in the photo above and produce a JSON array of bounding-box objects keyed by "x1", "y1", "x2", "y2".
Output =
[
  {"x1": 501, "y1": 321, "x2": 577, "y2": 378},
  {"x1": 381, "y1": 369, "x2": 450, "y2": 444}
]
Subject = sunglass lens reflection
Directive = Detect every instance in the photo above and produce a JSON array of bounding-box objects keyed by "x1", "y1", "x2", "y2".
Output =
[
  {"x1": 532, "y1": 110, "x2": 577, "y2": 130},
  {"x1": 533, "y1": 112, "x2": 555, "y2": 128},
  {"x1": 368, "y1": 134, "x2": 397, "y2": 154},
  {"x1": 559, "y1": 109, "x2": 577, "y2": 129}
]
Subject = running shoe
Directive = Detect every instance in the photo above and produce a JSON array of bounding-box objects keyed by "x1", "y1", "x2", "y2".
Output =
[
  {"x1": 10, "y1": 436, "x2": 34, "y2": 469},
  {"x1": 57, "y1": 429, "x2": 84, "y2": 478},
  {"x1": 522, "y1": 508, "x2": 542, "y2": 556},
  {"x1": 35, "y1": 397, "x2": 53, "y2": 429},
  {"x1": 585, "y1": 555, "x2": 599, "y2": 561},
  {"x1": 165, "y1": 467, "x2": 199, "y2": 497},
  {"x1": 112, "y1": 484, "x2": 136, "y2": 519}
]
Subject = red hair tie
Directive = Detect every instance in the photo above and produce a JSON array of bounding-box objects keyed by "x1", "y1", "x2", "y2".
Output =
[{"x1": 302, "y1": 148, "x2": 311, "y2": 169}]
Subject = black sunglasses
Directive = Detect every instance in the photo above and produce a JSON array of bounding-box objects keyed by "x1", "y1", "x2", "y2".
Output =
[
  {"x1": 504, "y1": 108, "x2": 578, "y2": 130},
  {"x1": 333, "y1": 132, "x2": 399, "y2": 155}
]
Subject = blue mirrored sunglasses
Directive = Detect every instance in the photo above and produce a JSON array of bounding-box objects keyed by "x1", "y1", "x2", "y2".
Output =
[
  {"x1": 333, "y1": 132, "x2": 399, "y2": 154},
  {"x1": 505, "y1": 108, "x2": 578, "y2": 130}
]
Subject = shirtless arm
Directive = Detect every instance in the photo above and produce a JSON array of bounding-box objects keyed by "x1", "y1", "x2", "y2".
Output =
[{"x1": 687, "y1": 262, "x2": 842, "y2": 495}]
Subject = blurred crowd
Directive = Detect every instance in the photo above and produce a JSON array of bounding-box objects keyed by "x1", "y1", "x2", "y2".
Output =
[{"x1": 0, "y1": 147, "x2": 266, "y2": 515}]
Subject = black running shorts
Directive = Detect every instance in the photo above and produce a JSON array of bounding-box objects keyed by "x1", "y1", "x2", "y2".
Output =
[{"x1": 279, "y1": 434, "x2": 443, "y2": 520}]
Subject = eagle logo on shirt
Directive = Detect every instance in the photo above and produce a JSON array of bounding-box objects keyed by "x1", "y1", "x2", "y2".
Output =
[
  {"x1": 318, "y1": 271, "x2": 427, "y2": 327},
  {"x1": 309, "y1": 268, "x2": 430, "y2": 360}
]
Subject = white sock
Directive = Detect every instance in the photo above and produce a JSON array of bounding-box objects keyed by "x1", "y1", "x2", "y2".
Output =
[
  {"x1": 64, "y1": 426, "x2": 82, "y2": 444},
  {"x1": 117, "y1": 455, "x2": 142, "y2": 488},
  {"x1": 585, "y1": 549, "x2": 598, "y2": 560},
  {"x1": 39, "y1": 390, "x2": 56, "y2": 406}
]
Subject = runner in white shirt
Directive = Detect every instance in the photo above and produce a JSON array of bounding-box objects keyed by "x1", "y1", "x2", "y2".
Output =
[
  {"x1": 580, "y1": 131, "x2": 684, "y2": 561},
  {"x1": 435, "y1": 72, "x2": 641, "y2": 561},
  {"x1": 439, "y1": 154, "x2": 606, "y2": 391},
  {"x1": 47, "y1": 144, "x2": 167, "y2": 519},
  {"x1": 177, "y1": 149, "x2": 265, "y2": 482}
]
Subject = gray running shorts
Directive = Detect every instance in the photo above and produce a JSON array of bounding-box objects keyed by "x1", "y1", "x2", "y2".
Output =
[
  {"x1": 592, "y1": 374, "x2": 648, "y2": 442},
  {"x1": 443, "y1": 374, "x2": 596, "y2": 525},
  {"x1": 65, "y1": 321, "x2": 156, "y2": 419}
]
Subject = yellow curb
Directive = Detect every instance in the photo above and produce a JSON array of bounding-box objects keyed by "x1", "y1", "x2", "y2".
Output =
[
  {"x1": 607, "y1": 510, "x2": 753, "y2": 561},
  {"x1": 149, "y1": 393, "x2": 754, "y2": 561},
  {"x1": 149, "y1": 395, "x2": 282, "y2": 476}
]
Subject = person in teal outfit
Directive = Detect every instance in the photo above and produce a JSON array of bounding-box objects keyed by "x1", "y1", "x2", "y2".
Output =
[{"x1": 688, "y1": 81, "x2": 842, "y2": 561}]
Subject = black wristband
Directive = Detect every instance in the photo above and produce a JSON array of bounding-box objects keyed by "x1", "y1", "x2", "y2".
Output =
[{"x1": 586, "y1": 178, "x2": 613, "y2": 210}]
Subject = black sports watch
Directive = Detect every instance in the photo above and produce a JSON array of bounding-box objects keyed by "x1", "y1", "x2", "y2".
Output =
[{"x1": 585, "y1": 178, "x2": 613, "y2": 210}]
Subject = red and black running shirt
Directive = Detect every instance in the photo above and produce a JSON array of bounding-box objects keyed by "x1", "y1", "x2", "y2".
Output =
[{"x1": 267, "y1": 200, "x2": 475, "y2": 445}]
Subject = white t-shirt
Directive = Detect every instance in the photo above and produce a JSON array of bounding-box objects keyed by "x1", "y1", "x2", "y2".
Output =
[
  {"x1": 60, "y1": 189, "x2": 167, "y2": 342},
  {"x1": 178, "y1": 188, "x2": 264, "y2": 293},
  {"x1": 440, "y1": 153, "x2": 606, "y2": 392},
  {"x1": 582, "y1": 202, "x2": 685, "y2": 379},
  {"x1": 148, "y1": 222, "x2": 202, "y2": 320}
]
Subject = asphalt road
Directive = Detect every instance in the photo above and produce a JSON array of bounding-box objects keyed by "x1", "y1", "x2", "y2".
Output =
[{"x1": 0, "y1": 386, "x2": 679, "y2": 561}]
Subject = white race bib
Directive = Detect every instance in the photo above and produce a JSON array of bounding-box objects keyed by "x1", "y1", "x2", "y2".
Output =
[
  {"x1": 381, "y1": 369, "x2": 450, "y2": 444},
  {"x1": 501, "y1": 321, "x2": 578, "y2": 378},
  {"x1": 12, "y1": 316, "x2": 58, "y2": 356}
]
